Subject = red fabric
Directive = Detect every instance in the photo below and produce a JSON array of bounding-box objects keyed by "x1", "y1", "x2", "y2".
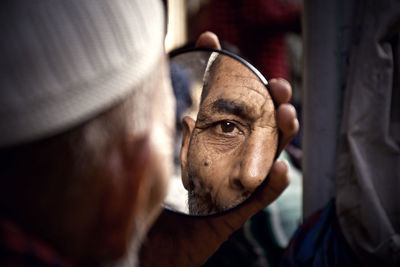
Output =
[
  {"x1": 0, "y1": 218, "x2": 74, "y2": 267},
  {"x1": 194, "y1": 0, "x2": 301, "y2": 81}
]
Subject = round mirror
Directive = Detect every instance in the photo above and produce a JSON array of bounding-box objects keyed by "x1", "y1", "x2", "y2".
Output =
[{"x1": 165, "y1": 48, "x2": 279, "y2": 216}]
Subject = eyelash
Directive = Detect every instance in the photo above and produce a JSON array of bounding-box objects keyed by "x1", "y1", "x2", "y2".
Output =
[{"x1": 211, "y1": 120, "x2": 244, "y2": 135}]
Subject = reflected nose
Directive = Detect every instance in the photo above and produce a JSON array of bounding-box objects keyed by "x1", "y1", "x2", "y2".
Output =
[{"x1": 229, "y1": 134, "x2": 271, "y2": 193}]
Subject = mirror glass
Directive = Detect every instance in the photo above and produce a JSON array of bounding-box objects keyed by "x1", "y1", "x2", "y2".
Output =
[{"x1": 165, "y1": 48, "x2": 278, "y2": 216}]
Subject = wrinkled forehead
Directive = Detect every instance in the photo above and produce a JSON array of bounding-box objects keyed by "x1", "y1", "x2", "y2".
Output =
[
  {"x1": 202, "y1": 55, "x2": 272, "y2": 110},
  {"x1": 198, "y1": 55, "x2": 275, "y2": 123},
  {"x1": 208, "y1": 55, "x2": 271, "y2": 99}
]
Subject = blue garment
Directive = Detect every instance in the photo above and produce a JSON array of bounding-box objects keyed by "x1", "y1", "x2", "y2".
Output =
[{"x1": 281, "y1": 199, "x2": 360, "y2": 267}]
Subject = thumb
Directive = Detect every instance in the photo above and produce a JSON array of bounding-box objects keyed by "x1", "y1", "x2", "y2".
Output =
[
  {"x1": 248, "y1": 160, "x2": 290, "y2": 211},
  {"x1": 195, "y1": 31, "x2": 221, "y2": 49}
]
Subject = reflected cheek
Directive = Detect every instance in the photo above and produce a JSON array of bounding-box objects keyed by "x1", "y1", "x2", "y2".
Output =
[
  {"x1": 189, "y1": 148, "x2": 232, "y2": 192},
  {"x1": 196, "y1": 132, "x2": 244, "y2": 155},
  {"x1": 188, "y1": 133, "x2": 242, "y2": 181}
]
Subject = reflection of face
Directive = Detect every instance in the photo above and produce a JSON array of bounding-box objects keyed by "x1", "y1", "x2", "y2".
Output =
[{"x1": 182, "y1": 55, "x2": 278, "y2": 215}]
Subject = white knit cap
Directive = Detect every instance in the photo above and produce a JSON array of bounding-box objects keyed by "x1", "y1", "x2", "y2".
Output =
[{"x1": 0, "y1": 0, "x2": 165, "y2": 147}]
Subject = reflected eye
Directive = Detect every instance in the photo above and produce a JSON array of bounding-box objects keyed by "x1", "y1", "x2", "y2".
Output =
[
  {"x1": 213, "y1": 120, "x2": 242, "y2": 135},
  {"x1": 220, "y1": 121, "x2": 235, "y2": 133}
]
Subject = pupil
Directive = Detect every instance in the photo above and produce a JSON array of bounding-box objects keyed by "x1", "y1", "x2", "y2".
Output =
[{"x1": 221, "y1": 121, "x2": 235, "y2": 132}]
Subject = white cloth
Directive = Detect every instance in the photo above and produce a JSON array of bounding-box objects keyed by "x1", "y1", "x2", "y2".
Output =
[{"x1": 0, "y1": 0, "x2": 164, "y2": 147}]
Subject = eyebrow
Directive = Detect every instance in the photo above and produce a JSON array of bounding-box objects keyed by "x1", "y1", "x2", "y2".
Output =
[{"x1": 211, "y1": 98, "x2": 255, "y2": 121}]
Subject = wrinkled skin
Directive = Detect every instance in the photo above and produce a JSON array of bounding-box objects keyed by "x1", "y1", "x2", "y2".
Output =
[{"x1": 181, "y1": 55, "x2": 278, "y2": 215}]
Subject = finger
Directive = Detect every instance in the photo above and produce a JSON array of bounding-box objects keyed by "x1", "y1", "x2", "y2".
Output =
[
  {"x1": 268, "y1": 78, "x2": 292, "y2": 104},
  {"x1": 277, "y1": 103, "x2": 299, "y2": 153},
  {"x1": 195, "y1": 31, "x2": 221, "y2": 49},
  {"x1": 268, "y1": 160, "x2": 290, "y2": 190}
]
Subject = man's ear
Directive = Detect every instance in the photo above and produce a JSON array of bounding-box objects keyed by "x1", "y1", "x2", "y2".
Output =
[{"x1": 180, "y1": 116, "x2": 195, "y2": 190}]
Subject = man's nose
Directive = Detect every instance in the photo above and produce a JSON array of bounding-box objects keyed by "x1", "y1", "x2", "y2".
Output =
[{"x1": 229, "y1": 134, "x2": 270, "y2": 192}]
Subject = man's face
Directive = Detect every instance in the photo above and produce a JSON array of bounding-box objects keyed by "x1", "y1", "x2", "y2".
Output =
[{"x1": 182, "y1": 55, "x2": 278, "y2": 215}]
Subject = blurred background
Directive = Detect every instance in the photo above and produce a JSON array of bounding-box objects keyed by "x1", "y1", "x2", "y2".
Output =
[{"x1": 163, "y1": 0, "x2": 400, "y2": 266}]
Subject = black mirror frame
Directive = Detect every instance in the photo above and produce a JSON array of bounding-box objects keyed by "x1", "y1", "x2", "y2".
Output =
[{"x1": 166, "y1": 47, "x2": 281, "y2": 217}]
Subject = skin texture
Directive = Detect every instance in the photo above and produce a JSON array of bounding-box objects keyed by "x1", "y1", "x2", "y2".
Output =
[{"x1": 180, "y1": 54, "x2": 278, "y2": 215}]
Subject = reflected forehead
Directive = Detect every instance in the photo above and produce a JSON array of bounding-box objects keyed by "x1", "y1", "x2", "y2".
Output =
[
  {"x1": 211, "y1": 56, "x2": 269, "y2": 97},
  {"x1": 200, "y1": 55, "x2": 274, "y2": 121},
  {"x1": 211, "y1": 98, "x2": 256, "y2": 121},
  {"x1": 199, "y1": 93, "x2": 274, "y2": 127}
]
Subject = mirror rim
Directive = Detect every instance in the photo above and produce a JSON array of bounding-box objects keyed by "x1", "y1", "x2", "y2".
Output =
[{"x1": 166, "y1": 47, "x2": 281, "y2": 217}]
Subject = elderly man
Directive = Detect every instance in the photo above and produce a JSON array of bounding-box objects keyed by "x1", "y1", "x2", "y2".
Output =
[
  {"x1": 180, "y1": 54, "x2": 279, "y2": 215},
  {"x1": 0, "y1": 0, "x2": 298, "y2": 266}
]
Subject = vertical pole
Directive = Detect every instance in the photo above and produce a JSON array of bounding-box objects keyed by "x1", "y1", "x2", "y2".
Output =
[{"x1": 302, "y1": 0, "x2": 341, "y2": 218}]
